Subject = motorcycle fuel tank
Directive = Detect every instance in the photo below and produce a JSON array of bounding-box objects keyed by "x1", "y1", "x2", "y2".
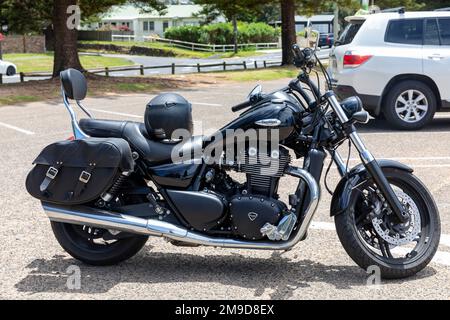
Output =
[{"x1": 220, "y1": 91, "x2": 303, "y2": 142}]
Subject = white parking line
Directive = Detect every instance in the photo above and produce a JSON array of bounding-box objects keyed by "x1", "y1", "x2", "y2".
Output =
[
  {"x1": 310, "y1": 221, "x2": 450, "y2": 266},
  {"x1": 192, "y1": 102, "x2": 223, "y2": 107},
  {"x1": 349, "y1": 157, "x2": 450, "y2": 162},
  {"x1": 0, "y1": 121, "x2": 35, "y2": 135},
  {"x1": 441, "y1": 234, "x2": 450, "y2": 248},
  {"x1": 89, "y1": 108, "x2": 142, "y2": 119},
  {"x1": 361, "y1": 131, "x2": 450, "y2": 135},
  {"x1": 310, "y1": 221, "x2": 336, "y2": 231},
  {"x1": 411, "y1": 164, "x2": 450, "y2": 168}
]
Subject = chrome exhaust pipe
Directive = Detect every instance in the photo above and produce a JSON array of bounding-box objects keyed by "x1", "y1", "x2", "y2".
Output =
[{"x1": 43, "y1": 167, "x2": 319, "y2": 250}]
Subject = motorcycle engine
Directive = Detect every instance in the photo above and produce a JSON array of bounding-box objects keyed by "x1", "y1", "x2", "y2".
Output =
[
  {"x1": 205, "y1": 146, "x2": 293, "y2": 240},
  {"x1": 230, "y1": 195, "x2": 287, "y2": 240},
  {"x1": 230, "y1": 146, "x2": 291, "y2": 239}
]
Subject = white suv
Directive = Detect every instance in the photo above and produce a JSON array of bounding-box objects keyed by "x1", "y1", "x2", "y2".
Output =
[{"x1": 329, "y1": 10, "x2": 450, "y2": 130}]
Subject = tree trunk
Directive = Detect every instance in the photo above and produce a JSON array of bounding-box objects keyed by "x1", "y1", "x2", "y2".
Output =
[
  {"x1": 280, "y1": 0, "x2": 296, "y2": 66},
  {"x1": 232, "y1": 15, "x2": 238, "y2": 54},
  {"x1": 52, "y1": 0, "x2": 83, "y2": 77}
]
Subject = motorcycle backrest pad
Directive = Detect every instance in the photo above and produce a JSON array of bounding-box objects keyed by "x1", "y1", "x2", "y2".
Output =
[
  {"x1": 26, "y1": 138, "x2": 134, "y2": 205},
  {"x1": 60, "y1": 68, "x2": 88, "y2": 101}
]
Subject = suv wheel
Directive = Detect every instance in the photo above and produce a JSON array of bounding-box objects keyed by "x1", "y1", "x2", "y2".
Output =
[
  {"x1": 383, "y1": 80, "x2": 436, "y2": 130},
  {"x1": 6, "y1": 66, "x2": 16, "y2": 76}
]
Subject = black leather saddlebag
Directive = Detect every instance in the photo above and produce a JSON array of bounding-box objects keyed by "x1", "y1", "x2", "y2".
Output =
[{"x1": 26, "y1": 138, "x2": 134, "y2": 205}]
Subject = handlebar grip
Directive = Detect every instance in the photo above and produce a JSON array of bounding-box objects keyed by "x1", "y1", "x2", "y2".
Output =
[{"x1": 231, "y1": 100, "x2": 253, "y2": 112}]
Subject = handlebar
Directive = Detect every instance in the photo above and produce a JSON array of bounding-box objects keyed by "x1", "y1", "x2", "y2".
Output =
[{"x1": 231, "y1": 100, "x2": 253, "y2": 112}]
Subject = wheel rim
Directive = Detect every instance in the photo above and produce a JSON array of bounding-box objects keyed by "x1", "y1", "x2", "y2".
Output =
[
  {"x1": 351, "y1": 178, "x2": 433, "y2": 266},
  {"x1": 63, "y1": 223, "x2": 124, "y2": 254},
  {"x1": 394, "y1": 89, "x2": 428, "y2": 123},
  {"x1": 7, "y1": 66, "x2": 15, "y2": 76}
]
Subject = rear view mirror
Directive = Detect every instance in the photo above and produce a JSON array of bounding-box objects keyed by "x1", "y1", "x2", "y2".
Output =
[
  {"x1": 248, "y1": 84, "x2": 262, "y2": 102},
  {"x1": 60, "y1": 68, "x2": 87, "y2": 101},
  {"x1": 304, "y1": 21, "x2": 320, "y2": 52}
]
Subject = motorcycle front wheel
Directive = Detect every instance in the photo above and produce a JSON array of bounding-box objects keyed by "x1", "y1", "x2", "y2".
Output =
[
  {"x1": 335, "y1": 168, "x2": 440, "y2": 279},
  {"x1": 51, "y1": 222, "x2": 149, "y2": 266}
]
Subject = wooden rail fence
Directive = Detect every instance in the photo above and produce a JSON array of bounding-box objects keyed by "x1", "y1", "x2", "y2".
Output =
[
  {"x1": 144, "y1": 36, "x2": 280, "y2": 52},
  {"x1": 0, "y1": 59, "x2": 282, "y2": 83}
]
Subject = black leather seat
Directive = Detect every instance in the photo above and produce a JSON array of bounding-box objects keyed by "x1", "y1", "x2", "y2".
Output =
[
  {"x1": 79, "y1": 119, "x2": 176, "y2": 165},
  {"x1": 79, "y1": 119, "x2": 205, "y2": 166}
]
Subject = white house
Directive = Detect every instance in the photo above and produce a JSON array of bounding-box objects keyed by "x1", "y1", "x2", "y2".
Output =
[
  {"x1": 294, "y1": 15, "x2": 335, "y2": 33},
  {"x1": 91, "y1": 4, "x2": 205, "y2": 39},
  {"x1": 273, "y1": 14, "x2": 335, "y2": 34}
]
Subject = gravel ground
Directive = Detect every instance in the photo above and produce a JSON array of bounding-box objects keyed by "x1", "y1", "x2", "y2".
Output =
[{"x1": 0, "y1": 78, "x2": 449, "y2": 299}]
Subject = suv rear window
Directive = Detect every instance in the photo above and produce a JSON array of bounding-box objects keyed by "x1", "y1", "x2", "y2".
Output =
[
  {"x1": 336, "y1": 22, "x2": 364, "y2": 46},
  {"x1": 385, "y1": 19, "x2": 423, "y2": 45}
]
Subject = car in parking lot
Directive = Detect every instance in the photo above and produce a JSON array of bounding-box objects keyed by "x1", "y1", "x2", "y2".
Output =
[
  {"x1": 318, "y1": 32, "x2": 334, "y2": 48},
  {"x1": 329, "y1": 10, "x2": 450, "y2": 130},
  {"x1": 0, "y1": 59, "x2": 17, "y2": 76}
]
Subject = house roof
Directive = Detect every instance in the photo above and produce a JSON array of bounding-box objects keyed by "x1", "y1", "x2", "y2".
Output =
[
  {"x1": 274, "y1": 14, "x2": 334, "y2": 25},
  {"x1": 295, "y1": 15, "x2": 335, "y2": 23},
  {"x1": 101, "y1": 4, "x2": 203, "y2": 21}
]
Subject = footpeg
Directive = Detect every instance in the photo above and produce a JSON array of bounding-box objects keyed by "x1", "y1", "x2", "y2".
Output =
[{"x1": 261, "y1": 212, "x2": 297, "y2": 241}]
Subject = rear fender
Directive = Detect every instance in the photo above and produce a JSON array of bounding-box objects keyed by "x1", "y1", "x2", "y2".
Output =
[{"x1": 330, "y1": 160, "x2": 413, "y2": 217}]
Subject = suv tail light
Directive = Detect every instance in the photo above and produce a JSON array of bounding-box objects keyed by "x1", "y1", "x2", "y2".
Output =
[{"x1": 343, "y1": 53, "x2": 372, "y2": 68}]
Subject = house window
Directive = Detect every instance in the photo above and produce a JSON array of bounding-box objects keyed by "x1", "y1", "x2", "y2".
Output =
[
  {"x1": 143, "y1": 21, "x2": 155, "y2": 32},
  {"x1": 163, "y1": 21, "x2": 169, "y2": 31}
]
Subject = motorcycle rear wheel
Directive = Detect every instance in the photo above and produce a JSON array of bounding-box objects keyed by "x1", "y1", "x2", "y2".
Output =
[
  {"x1": 51, "y1": 222, "x2": 149, "y2": 266},
  {"x1": 335, "y1": 168, "x2": 440, "y2": 279}
]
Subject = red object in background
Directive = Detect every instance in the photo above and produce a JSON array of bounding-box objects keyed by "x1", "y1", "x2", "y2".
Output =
[
  {"x1": 343, "y1": 53, "x2": 373, "y2": 68},
  {"x1": 0, "y1": 33, "x2": 5, "y2": 41}
]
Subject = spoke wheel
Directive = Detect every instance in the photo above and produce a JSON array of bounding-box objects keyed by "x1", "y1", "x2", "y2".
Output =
[
  {"x1": 335, "y1": 168, "x2": 440, "y2": 279},
  {"x1": 51, "y1": 222, "x2": 149, "y2": 266}
]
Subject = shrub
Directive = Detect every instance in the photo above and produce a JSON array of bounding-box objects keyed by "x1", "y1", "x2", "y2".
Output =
[
  {"x1": 164, "y1": 25, "x2": 203, "y2": 43},
  {"x1": 165, "y1": 22, "x2": 280, "y2": 45}
]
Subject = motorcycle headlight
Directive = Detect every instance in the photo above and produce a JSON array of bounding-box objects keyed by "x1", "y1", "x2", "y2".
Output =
[{"x1": 340, "y1": 96, "x2": 363, "y2": 118}]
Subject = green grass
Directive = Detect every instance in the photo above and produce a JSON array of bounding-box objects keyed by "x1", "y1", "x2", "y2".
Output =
[
  {"x1": 113, "y1": 82, "x2": 163, "y2": 92},
  {"x1": 79, "y1": 40, "x2": 261, "y2": 59},
  {"x1": 3, "y1": 53, "x2": 134, "y2": 73},
  {"x1": 218, "y1": 66, "x2": 299, "y2": 82},
  {"x1": 0, "y1": 95, "x2": 40, "y2": 105}
]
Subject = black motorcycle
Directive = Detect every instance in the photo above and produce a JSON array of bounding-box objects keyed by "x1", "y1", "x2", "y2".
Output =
[{"x1": 26, "y1": 44, "x2": 440, "y2": 279}]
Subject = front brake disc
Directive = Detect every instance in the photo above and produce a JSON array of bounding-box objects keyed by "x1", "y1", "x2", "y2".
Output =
[{"x1": 371, "y1": 190, "x2": 421, "y2": 246}]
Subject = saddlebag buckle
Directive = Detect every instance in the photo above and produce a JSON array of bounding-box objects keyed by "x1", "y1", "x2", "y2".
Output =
[
  {"x1": 79, "y1": 171, "x2": 92, "y2": 184},
  {"x1": 46, "y1": 167, "x2": 59, "y2": 180}
]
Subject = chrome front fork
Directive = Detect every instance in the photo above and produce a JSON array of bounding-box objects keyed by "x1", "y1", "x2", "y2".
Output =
[
  {"x1": 326, "y1": 92, "x2": 375, "y2": 177},
  {"x1": 326, "y1": 91, "x2": 409, "y2": 222}
]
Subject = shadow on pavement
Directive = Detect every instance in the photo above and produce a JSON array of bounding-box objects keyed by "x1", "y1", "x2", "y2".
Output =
[
  {"x1": 357, "y1": 115, "x2": 450, "y2": 133},
  {"x1": 15, "y1": 249, "x2": 437, "y2": 299}
]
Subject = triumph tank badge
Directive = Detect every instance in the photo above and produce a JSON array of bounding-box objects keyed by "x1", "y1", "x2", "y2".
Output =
[
  {"x1": 255, "y1": 119, "x2": 281, "y2": 127},
  {"x1": 248, "y1": 212, "x2": 258, "y2": 221}
]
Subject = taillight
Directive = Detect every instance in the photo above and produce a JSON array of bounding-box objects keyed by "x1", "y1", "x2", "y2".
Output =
[
  {"x1": 343, "y1": 53, "x2": 372, "y2": 68},
  {"x1": 67, "y1": 135, "x2": 75, "y2": 141}
]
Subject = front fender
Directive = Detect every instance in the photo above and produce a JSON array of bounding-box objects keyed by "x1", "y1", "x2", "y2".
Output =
[{"x1": 330, "y1": 160, "x2": 413, "y2": 217}]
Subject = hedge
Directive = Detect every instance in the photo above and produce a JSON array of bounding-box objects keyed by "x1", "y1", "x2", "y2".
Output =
[{"x1": 164, "y1": 22, "x2": 280, "y2": 45}]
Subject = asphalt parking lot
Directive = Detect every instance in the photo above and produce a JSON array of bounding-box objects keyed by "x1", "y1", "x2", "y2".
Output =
[{"x1": 0, "y1": 78, "x2": 449, "y2": 299}]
